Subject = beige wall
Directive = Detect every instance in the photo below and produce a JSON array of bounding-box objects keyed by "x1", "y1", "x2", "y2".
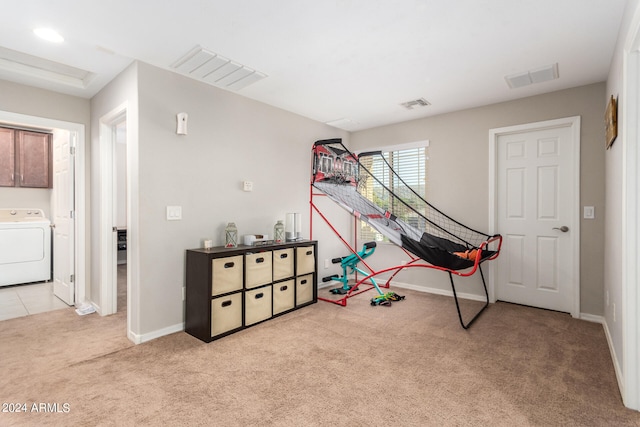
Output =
[
  {"x1": 89, "y1": 62, "x2": 139, "y2": 316},
  {"x1": 0, "y1": 79, "x2": 90, "y2": 123},
  {"x1": 118, "y1": 62, "x2": 348, "y2": 338},
  {"x1": 604, "y1": 0, "x2": 640, "y2": 398},
  {"x1": 350, "y1": 82, "x2": 606, "y2": 316}
]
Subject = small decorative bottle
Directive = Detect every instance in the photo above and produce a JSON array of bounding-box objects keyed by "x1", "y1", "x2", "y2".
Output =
[
  {"x1": 274, "y1": 220, "x2": 285, "y2": 244},
  {"x1": 224, "y1": 222, "x2": 238, "y2": 248}
]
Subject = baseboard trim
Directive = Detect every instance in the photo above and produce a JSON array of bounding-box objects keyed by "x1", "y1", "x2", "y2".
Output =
[
  {"x1": 602, "y1": 319, "x2": 625, "y2": 400},
  {"x1": 90, "y1": 301, "x2": 103, "y2": 315},
  {"x1": 389, "y1": 281, "x2": 487, "y2": 302},
  {"x1": 579, "y1": 313, "x2": 604, "y2": 324},
  {"x1": 128, "y1": 322, "x2": 184, "y2": 344}
]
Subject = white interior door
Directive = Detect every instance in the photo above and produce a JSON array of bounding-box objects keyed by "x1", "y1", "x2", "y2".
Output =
[
  {"x1": 493, "y1": 119, "x2": 579, "y2": 314},
  {"x1": 52, "y1": 130, "x2": 75, "y2": 305}
]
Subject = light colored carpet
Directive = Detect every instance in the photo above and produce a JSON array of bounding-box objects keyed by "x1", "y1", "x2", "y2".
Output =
[{"x1": 1, "y1": 286, "x2": 639, "y2": 426}]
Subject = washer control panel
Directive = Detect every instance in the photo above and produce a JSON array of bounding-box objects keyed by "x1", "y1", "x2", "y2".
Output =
[{"x1": 0, "y1": 209, "x2": 46, "y2": 221}]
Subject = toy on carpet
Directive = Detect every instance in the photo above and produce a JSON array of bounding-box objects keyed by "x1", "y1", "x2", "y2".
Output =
[{"x1": 370, "y1": 292, "x2": 405, "y2": 306}]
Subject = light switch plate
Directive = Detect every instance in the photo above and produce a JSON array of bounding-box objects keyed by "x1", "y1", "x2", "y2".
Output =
[
  {"x1": 243, "y1": 181, "x2": 253, "y2": 192},
  {"x1": 583, "y1": 206, "x2": 595, "y2": 219},
  {"x1": 166, "y1": 205, "x2": 182, "y2": 220}
]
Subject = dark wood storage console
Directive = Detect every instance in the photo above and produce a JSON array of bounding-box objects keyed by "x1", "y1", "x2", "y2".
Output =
[{"x1": 185, "y1": 240, "x2": 318, "y2": 342}]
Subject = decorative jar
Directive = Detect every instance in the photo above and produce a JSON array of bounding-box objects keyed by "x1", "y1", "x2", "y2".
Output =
[
  {"x1": 224, "y1": 222, "x2": 238, "y2": 248},
  {"x1": 274, "y1": 220, "x2": 285, "y2": 243}
]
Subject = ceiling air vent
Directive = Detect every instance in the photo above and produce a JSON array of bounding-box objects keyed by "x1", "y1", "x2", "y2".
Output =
[
  {"x1": 401, "y1": 98, "x2": 430, "y2": 110},
  {"x1": 171, "y1": 46, "x2": 267, "y2": 91},
  {"x1": 505, "y1": 63, "x2": 559, "y2": 89}
]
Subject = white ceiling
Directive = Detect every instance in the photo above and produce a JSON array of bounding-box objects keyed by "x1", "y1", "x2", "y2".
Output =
[{"x1": 0, "y1": 0, "x2": 628, "y2": 131}]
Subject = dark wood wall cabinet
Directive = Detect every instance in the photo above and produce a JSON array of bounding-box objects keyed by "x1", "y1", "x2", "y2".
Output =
[
  {"x1": 186, "y1": 240, "x2": 318, "y2": 342},
  {"x1": 0, "y1": 127, "x2": 52, "y2": 188}
]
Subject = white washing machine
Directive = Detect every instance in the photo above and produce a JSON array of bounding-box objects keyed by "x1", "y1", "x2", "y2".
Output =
[{"x1": 0, "y1": 208, "x2": 52, "y2": 287}]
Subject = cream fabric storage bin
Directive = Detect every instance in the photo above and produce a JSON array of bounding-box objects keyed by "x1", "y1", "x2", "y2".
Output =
[
  {"x1": 296, "y1": 246, "x2": 315, "y2": 275},
  {"x1": 245, "y1": 251, "x2": 273, "y2": 289},
  {"x1": 211, "y1": 292, "x2": 243, "y2": 337},
  {"x1": 296, "y1": 274, "x2": 314, "y2": 306},
  {"x1": 273, "y1": 248, "x2": 294, "y2": 281},
  {"x1": 273, "y1": 279, "x2": 295, "y2": 315},
  {"x1": 245, "y1": 285, "x2": 273, "y2": 325},
  {"x1": 211, "y1": 255, "x2": 243, "y2": 296}
]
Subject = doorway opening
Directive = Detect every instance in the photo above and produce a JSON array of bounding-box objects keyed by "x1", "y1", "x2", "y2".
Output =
[
  {"x1": 114, "y1": 117, "x2": 127, "y2": 314},
  {"x1": 98, "y1": 106, "x2": 127, "y2": 317},
  {"x1": 0, "y1": 109, "x2": 86, "y2": 313}
]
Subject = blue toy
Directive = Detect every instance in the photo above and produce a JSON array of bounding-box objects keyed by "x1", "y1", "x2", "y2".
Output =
[
  {"x1": 322, "y1": 241, "x2": 383, "y2": 295},
  {"x1": 322, "y1": 241, "x2": 405, "y2": 306}
]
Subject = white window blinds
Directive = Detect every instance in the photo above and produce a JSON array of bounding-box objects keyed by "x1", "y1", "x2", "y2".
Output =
[{"x1": 360, "y1": 146, "x2": 427, "y2": 242}]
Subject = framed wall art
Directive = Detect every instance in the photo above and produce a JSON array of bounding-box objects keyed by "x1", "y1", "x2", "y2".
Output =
[{"x1": 605, "y1": 95, "x2": 618, "y2": 149}]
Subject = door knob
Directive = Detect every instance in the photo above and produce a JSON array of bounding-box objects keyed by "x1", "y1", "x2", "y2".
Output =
[{"x1": 553, "y1": 226, "x2": 569, "y2": 232}]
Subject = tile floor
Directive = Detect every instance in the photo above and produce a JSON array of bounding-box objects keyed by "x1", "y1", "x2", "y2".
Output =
[{"x1": 0, "y1": 282, "x2": 70, "y2": 321}]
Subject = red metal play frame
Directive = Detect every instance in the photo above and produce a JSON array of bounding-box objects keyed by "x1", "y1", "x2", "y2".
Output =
[
  {"x1": 309, "y1": 184, "x2": 503, "y2": 328},
  {"x1": 309, "y1": 192, "x2": 387, "y2": 306}
]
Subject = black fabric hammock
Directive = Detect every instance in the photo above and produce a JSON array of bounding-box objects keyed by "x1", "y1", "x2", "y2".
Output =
[
  {"x1": 312, "y1": 138, "x2": 502, "y2": 328},
  {"x1": 400, "y1": 234, "x2": 496, "y2": 272}
]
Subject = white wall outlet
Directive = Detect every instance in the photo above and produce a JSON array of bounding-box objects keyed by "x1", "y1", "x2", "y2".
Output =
[
  {"x1": 166, "y1": 205, "x2": 182, "y2": 220},
  {"x1": 584, "y1": 206, "x2": 595, "y2": 219},
  {"x1": 243, "y1": 181, "x2": 253, "y2": 192},
  {"x1": 324, "y1": 259, "x2": 329, "y2": 269}
]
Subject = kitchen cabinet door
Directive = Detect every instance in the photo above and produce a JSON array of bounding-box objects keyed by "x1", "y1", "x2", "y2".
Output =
[
  {"x1": 17, "y1": 130, "x2": 51, "y2": 188},
  {"x1": 0, "y1": 128, "x2": 15, "y2": 187}
]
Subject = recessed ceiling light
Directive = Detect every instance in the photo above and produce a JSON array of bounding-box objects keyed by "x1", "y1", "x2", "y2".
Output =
[{"x1": 33, "y1": 28, "x2": 64, "y2": 43}]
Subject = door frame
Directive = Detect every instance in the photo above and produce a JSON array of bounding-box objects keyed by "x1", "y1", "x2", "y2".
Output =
[
  {"x1": 98, "y1": 104, "x2": 127, "y2": 316},
  {"x1": 488, "y1": 116, "x2": 581, "y2": 318},
  {"x1": 621, "y1": 6, "x2": 640, "y2": 410},
  {"x1": 0, "y1": 109, "x2": 86, "y2": 305}
]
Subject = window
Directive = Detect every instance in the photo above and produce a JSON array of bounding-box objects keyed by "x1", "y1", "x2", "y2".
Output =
[{"x1": 359, "y1": 143, "x2": 428, "y2": 242}]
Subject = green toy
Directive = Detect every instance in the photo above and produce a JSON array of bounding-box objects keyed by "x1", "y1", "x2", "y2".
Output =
[{"x1": 370, "y1": 292, "x2": 405, "y2": 306}]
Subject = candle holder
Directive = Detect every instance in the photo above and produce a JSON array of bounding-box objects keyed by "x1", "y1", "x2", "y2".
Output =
[{"x1": 224, "y1": 222, "x2": 238, "y2": 248}]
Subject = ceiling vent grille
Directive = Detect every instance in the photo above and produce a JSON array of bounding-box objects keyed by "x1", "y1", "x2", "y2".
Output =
[
  {"x1": 505, "y1": 63, "x2": 559, "y2": 89},
  {"x1": 171, "y1": 46, "x2": 267, "y2": 91},
  {"x1": 0, "y1": 46, "x2": 94, "y2": 88},
  {"x1": 401, "y1": 98, "x2": 430, "y2": 110}
]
